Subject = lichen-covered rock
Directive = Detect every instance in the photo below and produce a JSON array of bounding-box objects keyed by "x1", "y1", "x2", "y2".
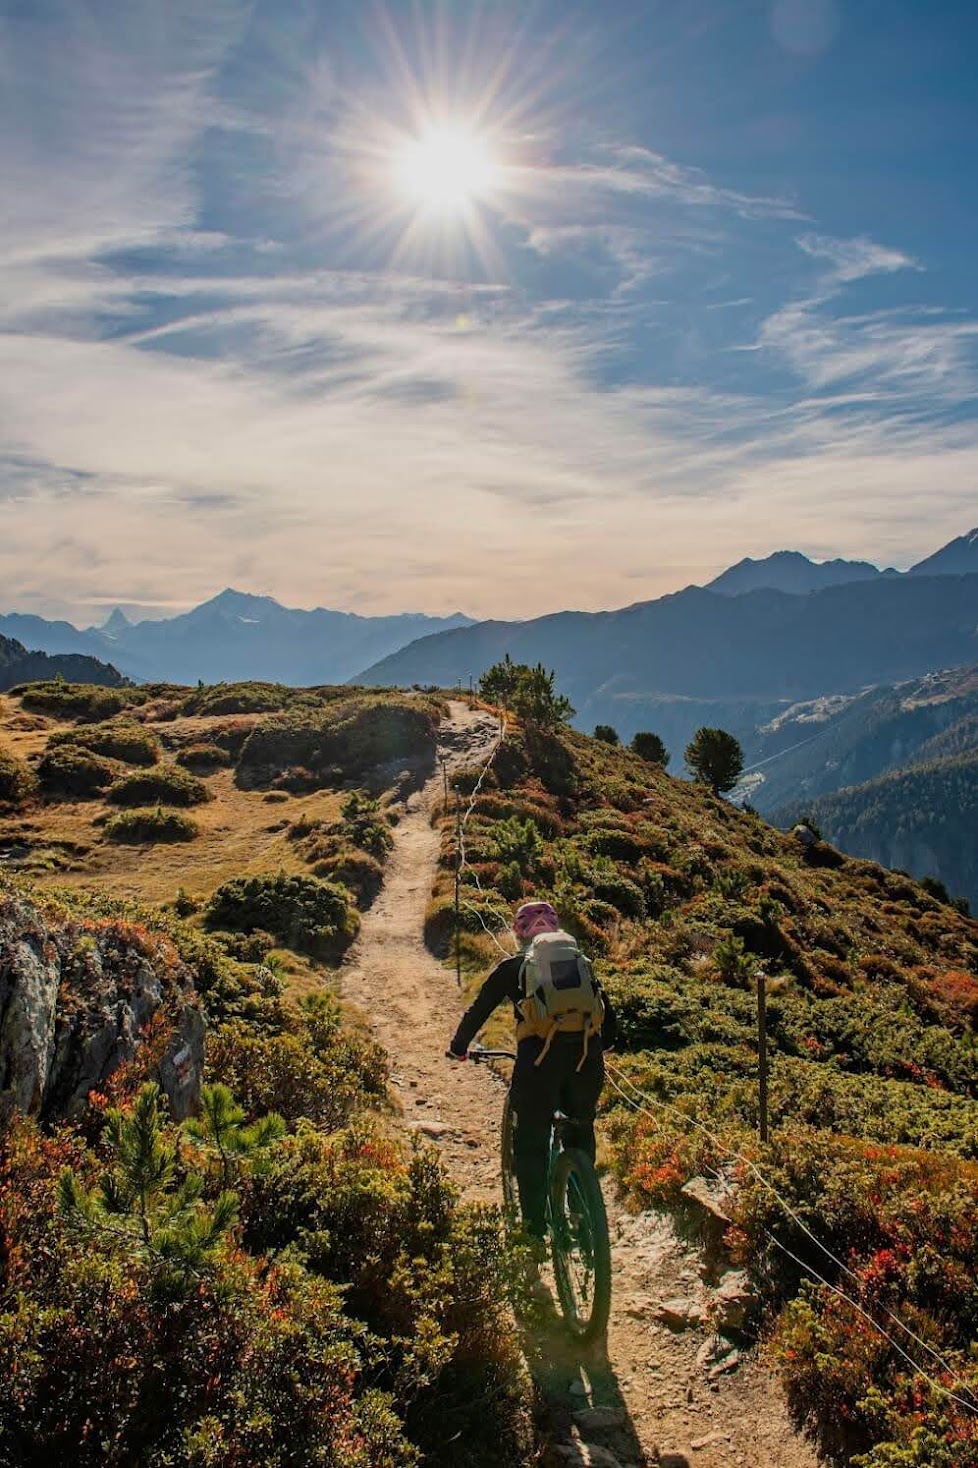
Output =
[{"x1": 0, "y1": 890, "x2": 204, "y2": 1123}]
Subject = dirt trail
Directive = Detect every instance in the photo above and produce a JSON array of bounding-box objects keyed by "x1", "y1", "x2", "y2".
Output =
[{"x1": 342, "y1": 704, "x2": 819, "y2": 1468}]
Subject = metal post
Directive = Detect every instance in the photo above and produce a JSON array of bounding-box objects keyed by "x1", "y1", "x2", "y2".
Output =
[
  {"x1": 454, "y1": 791, "x2": 462, "y2": 988},
  {"x1": 757, "y1": 971, "x2": 769, "y2": 1143}
]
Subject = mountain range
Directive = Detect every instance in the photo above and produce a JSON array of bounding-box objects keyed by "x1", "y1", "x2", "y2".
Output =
[
  {"x1": 0, "y1": 592, "x2": 472, "y2": 687},
  {"x1": 0, "y1": 634, "x2": 125, "y2": 693}
]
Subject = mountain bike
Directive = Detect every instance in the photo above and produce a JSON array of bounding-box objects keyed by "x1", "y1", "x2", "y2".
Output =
[{"x1": 468, "y1": 1046, "x2": 612, "y2": 1344}]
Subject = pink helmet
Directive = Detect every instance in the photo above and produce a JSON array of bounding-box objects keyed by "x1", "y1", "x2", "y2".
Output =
[{"x1": 513, "y1": 899, "x2": 560, "y2": 943}]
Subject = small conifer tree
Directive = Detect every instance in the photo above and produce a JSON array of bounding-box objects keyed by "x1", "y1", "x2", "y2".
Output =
[{"x1": 684, "y1": 726, "x2": 744, "y2": 795}]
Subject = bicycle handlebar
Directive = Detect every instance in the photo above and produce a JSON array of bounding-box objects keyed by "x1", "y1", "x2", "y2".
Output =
[{"x1": 467, "y1": 1046, "x2": 517, "y2": 1062}]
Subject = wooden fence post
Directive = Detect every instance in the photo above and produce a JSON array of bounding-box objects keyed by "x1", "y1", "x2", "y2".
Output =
[
  {"x1": 454, "y1": 791, "x2": 462, "y2": 988},
  {"x1": 757, "y1": 970, "x2": 769, "y2": 1143}
]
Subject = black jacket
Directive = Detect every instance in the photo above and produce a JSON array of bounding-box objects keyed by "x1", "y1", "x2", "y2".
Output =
[{"x1": 450, "y1": 952, "x2": 617, "y2": 1056}]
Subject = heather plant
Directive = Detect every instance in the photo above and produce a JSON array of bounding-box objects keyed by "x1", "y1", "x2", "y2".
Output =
[
  {"x1": 15, "y1": 680, "x2": 142, "y2": 721},
  {"x1": 48, "y1": 719, "x2": 161, "y2": 766},
  {"x1": 206, "y1": 870, "x2": 359, "y2": 959},
  {"x1": 107, "y1": 764, "x2": 211, "y2": 807},
  {"x1": 37, "y1": 742, "x2": 120, "y2": 798},
  {"x1": 0, "y1": 743, "x2": 36, "y2": 806},
  {"x1": 104, "y1": 807, "x2": 199, "y2": 843}
]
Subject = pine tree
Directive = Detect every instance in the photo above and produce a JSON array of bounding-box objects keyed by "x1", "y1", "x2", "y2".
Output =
[
  {"x1": 58, "y1": 1083, "x2": 239, "y2": 1295},
  {"x1": 684, "y1": 726, "x2": 744, "y2": 795}
]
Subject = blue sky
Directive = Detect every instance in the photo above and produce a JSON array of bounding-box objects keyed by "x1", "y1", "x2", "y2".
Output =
[{"x1": 2, "y1": 0, "x2": 977, "y2": 622}]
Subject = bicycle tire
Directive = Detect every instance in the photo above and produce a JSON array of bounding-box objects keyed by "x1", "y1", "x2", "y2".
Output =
[
  {"x1": 499, "y1": 1095, "x2": 519, "y2": 1217},
  {"x1": 549, "y1": 1147, "x2": 612, "y2": 1343}
]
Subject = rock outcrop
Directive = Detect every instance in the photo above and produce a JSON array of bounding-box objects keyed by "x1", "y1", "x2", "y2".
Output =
[{"x1": 0, "y1": 889, "x2": 204, "y2": 1124}]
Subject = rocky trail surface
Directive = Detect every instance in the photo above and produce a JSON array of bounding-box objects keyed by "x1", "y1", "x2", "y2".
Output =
[{"x1": 342, "y1": 704, "x2": 820, "y2": 1468}]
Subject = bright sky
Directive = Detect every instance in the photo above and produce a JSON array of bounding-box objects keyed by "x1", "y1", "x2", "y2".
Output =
[{"x1": 3, "y1": 0, "x2": 977, "y2": 623}]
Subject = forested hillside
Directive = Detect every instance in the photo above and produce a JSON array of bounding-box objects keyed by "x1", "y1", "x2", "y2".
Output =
[
  {"x1": 779, "y1": 752, "x2": 978, "y2": 915},
  {"x1": 743, "y1": 664, "x2": 978, "y2": 814},
  {"x1": 0, "y1": 632, "x2": 125, "y2": 692}
]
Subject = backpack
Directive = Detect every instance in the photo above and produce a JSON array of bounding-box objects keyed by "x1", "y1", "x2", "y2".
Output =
[{"x1": 515, "y1": 929, "x2": 605, "y2": 1071}]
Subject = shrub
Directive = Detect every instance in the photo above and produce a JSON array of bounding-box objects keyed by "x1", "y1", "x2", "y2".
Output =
[
  {"x1": 339, "y1": 789, "x2": 393, "y2": 859},
  {"x1": 178, "y1": 681, "x2": 295, "y2": 717},
  {"x1": 0, "y1": 743, "x2": 36, "y2": 805},
  {"x1": 107, "y1": 764, "x2": 211, "y2": 807},
  {"x1": 206, "y1": 872, "x2": 359, "y2": 959},
  {"x1": 174, "y1": 742, "x2": 231, "y2": 772},
  {"x1": 37, "y1": 743, "x2": 119, "y2": 798},
  {"x1": 237, "y1": 699, "x2": 440, "y2": 791},
  {"x1": 478, "y1": 657, "x2": 574, "y2": 727},
  {"x1": 631, "y1": 731, "x2": 670, "y2": 767},
  {"x1": 16, "y1": 681, "x2": 139, "y2": 721},
  {"x1": 104, "y1": 807, "x2": 199, "y2": 843},
  {"x1": 593, "y1": 724, "x2": 619, "y2": 745},
  {"x1": 311, "y1": 849, "x2": 384, "y2": 907},
  {"x1": 207, "y1": 996, "x2": 388, "y2": 1130},
  {"x1": 48, "y1": 720, "x2": 160, "y2": 767}
]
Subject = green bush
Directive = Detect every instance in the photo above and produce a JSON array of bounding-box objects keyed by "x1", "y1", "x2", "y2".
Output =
[
  {"x1": 631, "y1": 730, "x2": 670, "y2": 766},
  {"x1": 207, "y1": 996, "x2": 388, "y2": 1131},
  {"x1": 107, "y1": 765, "x2": 211, "y2": 807},
  {"x1": 593, "y1": 724, "x2": 619, "y2": 745},
  {"x1": 104, "y1": 808, "x2": 199, "y2": 843},
  {"x1": 206, "y1": 871, "x2": 359, "y2": 959},
  {"x1": 339, "y1": 789, "x2": 393, "y2": 859},
  {"x1": 174, "y1": 742, "x2": 231, "y2": 771},
  {"x1": 15, "y1": 681, "x2": 141, "y2": 721},
  {"x1": 48, "y1": 720, "x2": 160, "y2": 767},
  {"x1": 311, "y1": 848, "x2": 385, "y2": 907},
  {"x1": 37, "y1": 743, "x2": 120, "y2": 798},
  {"x1": 0, "y1": 743, "x2": 36, "y2": 805},
  {"x1": 237, "y1": 698, "x2": 440, "y2": 791},
  {"x1": 178, "y1": 681, "x2": 296, "y2": 717}
]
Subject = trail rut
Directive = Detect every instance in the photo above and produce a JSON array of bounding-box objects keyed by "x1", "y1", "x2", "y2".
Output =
[{"x1": 342, "y1": 704, "x2": 820, "y2": 1468}]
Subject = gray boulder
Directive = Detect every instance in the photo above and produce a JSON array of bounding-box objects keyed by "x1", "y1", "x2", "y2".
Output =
[{"x1": 0, "y1": 889, "x2": 205, "y2": 1123}]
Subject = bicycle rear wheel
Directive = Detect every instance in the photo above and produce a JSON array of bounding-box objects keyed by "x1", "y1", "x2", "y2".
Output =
[
  {"x1": 549, "y1": 1147, "x2": 612, "y2": 1343},
  {"x1": 499, "y1": 1095, "x2": 518, "y2": 1217}
]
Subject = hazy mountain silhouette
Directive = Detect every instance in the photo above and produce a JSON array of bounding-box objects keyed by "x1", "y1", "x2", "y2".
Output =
[
  {"x1": 0, "y1": 634, "x2": 126, "y2": 691},
  {"x1": 706, "y1": 549, "x2": 892, "y2": 596},
  {"x1": 907, "y1": 526, "x2": 978, "y2": 578},
  {"x1": 0, "y1": 592, "x2": 472, "y2": 686},
  {"x1": 359, "y1": 574, "x2": 978, "y2": 753}
]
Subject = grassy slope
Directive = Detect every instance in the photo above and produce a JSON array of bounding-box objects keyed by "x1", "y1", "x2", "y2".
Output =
[{"x1": 430, "y1": 714, "x2": 978, "y2": 1467}]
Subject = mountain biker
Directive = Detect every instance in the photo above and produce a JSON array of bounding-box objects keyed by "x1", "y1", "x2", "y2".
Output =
[{"x1": 446, "y1": 899, "x2": 616, "y2": 1254}]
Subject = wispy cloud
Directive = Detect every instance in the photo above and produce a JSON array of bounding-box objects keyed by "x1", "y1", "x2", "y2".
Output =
[{"x1": 1, "y1": 2, "x2": 977, "y2": 624}]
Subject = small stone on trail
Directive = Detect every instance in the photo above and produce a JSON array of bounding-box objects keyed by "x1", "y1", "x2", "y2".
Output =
[
  {"x1": 409, "y1": 1120, "x2": 451, "y2": 1138},
  {"x1": 655, "y1": 1296, "x2": 703, "y2": 1330},
  {"x1": 624, "y1": 1297, "x2": 653, "y2": 1319},
  {"x1": 712, "y1": 1270, "x2": 757, "y2": 1331},
  {"x1": 680, "y1": 1176, "x2": 732, "y2": 1223},
  {"x1": 690, "y1": 1430, "x2": 729, "y2": 1450}
]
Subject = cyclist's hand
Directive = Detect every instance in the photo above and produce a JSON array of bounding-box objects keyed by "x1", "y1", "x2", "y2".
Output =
[{"x1": 445, "y1": 1047, "x2": 468, "y2": 1063}]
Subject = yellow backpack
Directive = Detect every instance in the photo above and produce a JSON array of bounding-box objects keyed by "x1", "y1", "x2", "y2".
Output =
[{"x1": 515, "y1": 929, "x2": 605, "y2": 1071}]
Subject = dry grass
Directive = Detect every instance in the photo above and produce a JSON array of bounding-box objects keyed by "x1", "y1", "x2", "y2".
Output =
[{"x1": 0, "y1": 694, "x2": 343, "y2": 909}]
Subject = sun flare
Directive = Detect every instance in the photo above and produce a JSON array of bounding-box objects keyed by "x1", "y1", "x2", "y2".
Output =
[{"x1": 395, "y1": 124, "x2": 501, "y2": 214}]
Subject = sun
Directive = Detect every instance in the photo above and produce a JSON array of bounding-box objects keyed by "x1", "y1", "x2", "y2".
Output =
[{"x1": 395, "y1": 124, "x2": 501, "y2": 215}]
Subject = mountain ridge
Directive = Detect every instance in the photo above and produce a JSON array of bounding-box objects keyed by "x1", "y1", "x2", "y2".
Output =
[{"x1": 0, "y1": 592, "x2": 474, "y2": 687}]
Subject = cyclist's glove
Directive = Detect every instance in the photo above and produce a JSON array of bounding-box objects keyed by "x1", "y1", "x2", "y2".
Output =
[{"x1": 445, "y1": 1045, "x2": 468, "y2": 1063}]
